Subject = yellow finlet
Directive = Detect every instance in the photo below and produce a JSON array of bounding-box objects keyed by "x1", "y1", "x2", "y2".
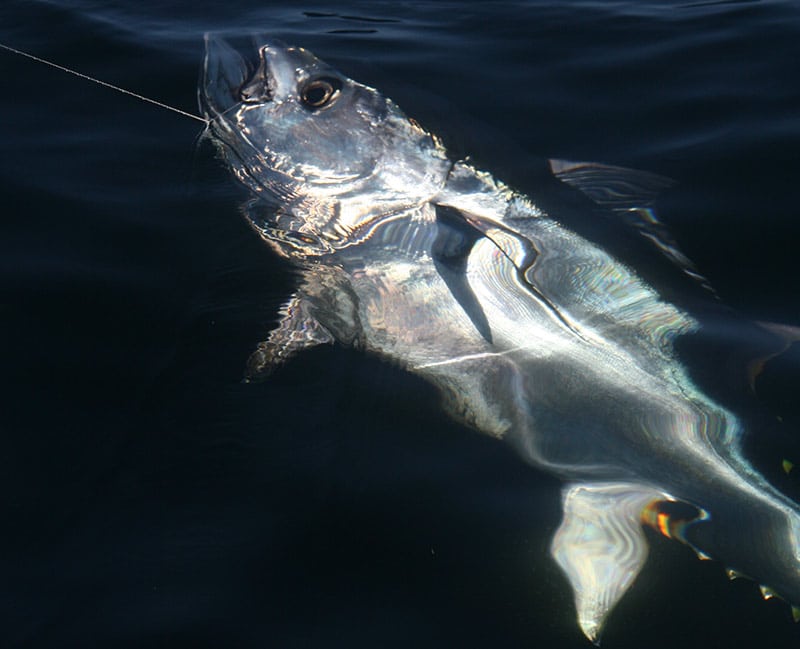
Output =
[
  {"x1": 759, "y1": 584, "x2": 777, "y2": 600},
  {"x1": 725, "y1": 568, "x2": 745, "y2": 581},
  {"x1": 792, "y1": 605, "x2": 800, "y2": 623},
  {"x1": 783, "y1": 459, "x2": 794, "y2": 475}
]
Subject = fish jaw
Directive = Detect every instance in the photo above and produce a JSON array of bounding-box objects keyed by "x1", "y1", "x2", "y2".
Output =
[{"x1": 200, "y1": 35, "x2": 249, "y2": 120}]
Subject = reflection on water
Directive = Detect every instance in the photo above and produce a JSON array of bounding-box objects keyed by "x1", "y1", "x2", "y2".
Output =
[{"x1": 2, "y1": 1, "x2": 800, "y2": 647}]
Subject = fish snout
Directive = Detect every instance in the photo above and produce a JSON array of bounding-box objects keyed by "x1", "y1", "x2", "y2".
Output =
[{"x1": 200, "y1": 34, "x2": 252, "y2": 119}]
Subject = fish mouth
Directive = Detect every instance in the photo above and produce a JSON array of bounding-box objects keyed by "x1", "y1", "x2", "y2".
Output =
[{"x1": 200, "y1": 34, "x2": 276, "y2": 120}]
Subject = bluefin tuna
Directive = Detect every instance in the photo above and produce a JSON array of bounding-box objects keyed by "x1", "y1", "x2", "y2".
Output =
[{"x1": 199, "y1": 36, "x2": 800, "y2": 641}]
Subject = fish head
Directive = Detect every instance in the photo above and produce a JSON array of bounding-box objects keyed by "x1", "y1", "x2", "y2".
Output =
[{"x1": 200, "y1": 37, "x2": 451, "y2": 250}]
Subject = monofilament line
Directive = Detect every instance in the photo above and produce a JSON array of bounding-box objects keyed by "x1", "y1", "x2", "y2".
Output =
[{"x1": 0, "y1": 42, "x2": 208, "y2": 124}]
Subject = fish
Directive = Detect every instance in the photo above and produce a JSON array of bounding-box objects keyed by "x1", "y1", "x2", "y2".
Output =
[{"x1": 199, "y1": 36, "x2": 800, "y2": 642}]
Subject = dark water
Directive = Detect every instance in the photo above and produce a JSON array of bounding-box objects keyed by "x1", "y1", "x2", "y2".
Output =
[{"x1": 2, "y1": 1, "x2": 800, "y2": 647}]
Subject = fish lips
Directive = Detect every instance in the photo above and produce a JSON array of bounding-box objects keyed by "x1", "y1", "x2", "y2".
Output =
[
  {"x1": 200, "y1": 35, "x2": 245, "y2": 118},
  {"x1": 200, "y1": 34, "x2": 279, "y2": 119}
]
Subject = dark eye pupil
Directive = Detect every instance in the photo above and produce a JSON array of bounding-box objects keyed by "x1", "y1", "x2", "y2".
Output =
[
  {"x1": 305, "y1": 83, "x2": 330, "y2": 105},
  {"x1": 301, "y1": 77, "x2": 341, "y2": 109}
]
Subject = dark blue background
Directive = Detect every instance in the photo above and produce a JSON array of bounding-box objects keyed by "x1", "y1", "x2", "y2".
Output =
[{"x1": 2, "y1": 1, "x2": 799, "y2": 647}]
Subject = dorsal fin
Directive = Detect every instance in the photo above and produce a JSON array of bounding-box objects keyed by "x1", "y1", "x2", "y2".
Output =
[{"x1": 549, "y1": 159, "x2": 716, "y2": 296}]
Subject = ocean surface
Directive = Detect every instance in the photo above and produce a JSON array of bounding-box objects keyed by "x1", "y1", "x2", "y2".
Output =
[{"x1": 2, "y1": 1, "x2": 800, "y2": 647}]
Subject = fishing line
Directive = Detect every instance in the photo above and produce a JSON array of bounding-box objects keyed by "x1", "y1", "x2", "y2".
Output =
[{"x1": 0, "y1": 42, "x2": 208, "y2": 124}]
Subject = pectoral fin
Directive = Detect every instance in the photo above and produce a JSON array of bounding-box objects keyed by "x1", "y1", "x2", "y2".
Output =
[
  {"x1": 245, "y1": 264, "x2": 362, "y2": 380},
  {"x1": 550, "y1": 482, "x2": 672, "y2": 643},
  {"x1": 432, "y1": 205, "x2": 493, "y2": 343},
  {"x1": 433, "y1": 198, "x2": 585, "y2": 338}
]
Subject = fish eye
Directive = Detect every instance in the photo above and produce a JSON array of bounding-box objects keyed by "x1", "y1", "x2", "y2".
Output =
[{"x1": 300, "y1": 77, "x2": 341, "y2": 109}]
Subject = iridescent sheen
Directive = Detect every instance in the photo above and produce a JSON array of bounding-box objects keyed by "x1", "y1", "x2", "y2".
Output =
[{"x1": 201, "y1": 37, "x2": 800, "y2": 642}]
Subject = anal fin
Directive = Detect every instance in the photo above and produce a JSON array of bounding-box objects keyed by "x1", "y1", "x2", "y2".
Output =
[{"x1": 550, "y1": 482, "x2": 671, "y2": 643}]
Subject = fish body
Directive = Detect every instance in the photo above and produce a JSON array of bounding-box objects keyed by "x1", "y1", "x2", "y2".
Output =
[{"x1": 200, "y1": 37, "x2": 800, "y2": 640}]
